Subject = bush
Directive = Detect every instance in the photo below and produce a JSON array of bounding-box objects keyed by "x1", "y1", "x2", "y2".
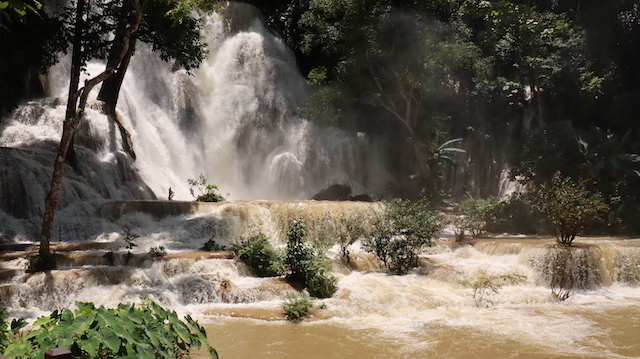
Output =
[
  {"x1": 284, "y1": 220, "x2": 337, "y2": 298},
  {"x1": 201, "y1": 239, "x2": 228, "y2": 252},
  {"x1": 148, "y1": 246, "x2": 167, "y2": 258},
  {"x1": 281, "y1": 295, "x2": 313, "y2": 321},
  {"x1": 484, "y1": 194, "x2": 545, "y2": 234},
  {"x1": 232, "y1": 233, "x2": 283, "y2": 277},
  {"x1": 535, "y1": 172, "x2": 609, "y2": 246},
  {"x1": 3, "y1": 300, "x2": 217, "y2": 359},
  {"x1": 453, "y1": 196, "x2": 500, "y2": 240},
  {"x1": 0, "y1": 308, "x2": 27, "y2": 351},
  {"x1": 188, "y1": 174, "x2": 225, "y2": 202},
  {"x1": 363, "y1": 198, "x2": 443, "y2": 275},
  {"x1": 334, "y1": 213, "x2": 368, "y2": 261},
  {"x1": 465, "y1": 271, "x2": 526, "y2": 307}
]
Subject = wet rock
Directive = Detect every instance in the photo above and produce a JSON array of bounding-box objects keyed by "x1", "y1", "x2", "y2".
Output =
[
  {"x1": 350, "y1": 194, "x2": 373, "y2": 202},
  {"x1": 312, "y1": 184, "x2": 352, "y2": 201}
]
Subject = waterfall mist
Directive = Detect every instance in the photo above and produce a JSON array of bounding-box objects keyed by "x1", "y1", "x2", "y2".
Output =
[{"x1": 118, "y1": 7, "x2": 390, "y2": 201}]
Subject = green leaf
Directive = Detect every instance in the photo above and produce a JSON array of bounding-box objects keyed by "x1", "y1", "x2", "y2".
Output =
[
  {"x1": 111, "y1": 323, "x2": 137, "y2": 344},
  {"x1": 172, "y1": 321, "x2": 193, "y2": 344},
  {"x1": 136, "y1": 343, "x2": 156, "y2": 359},
  {"x1": 100, "y1": 328, "x2": 121, "y2": 352},
  {"x1": 32, "y1": 315, "x2": 54, "y2": 328},
  {"x1": 0, "y1": 2, "x2": 9, "y2": 10},
  {"x1": 80, "y1": 330, "x2": 101, "y2": 357},
  {"x1": 3, "y1": 338, "x2": 32, "y2": 358}
]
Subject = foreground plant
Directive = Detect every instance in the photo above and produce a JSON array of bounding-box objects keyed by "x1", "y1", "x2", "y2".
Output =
[{"x1": 3, "y1": 300, "x2": 217, "y2": 359}]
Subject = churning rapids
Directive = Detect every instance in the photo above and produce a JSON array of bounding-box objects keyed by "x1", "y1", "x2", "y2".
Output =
[
  {"x1": 1, "y1": 4, "x2": 640, "y2": 359},
  {"x1": 0, "y1": 201, "x2": 640, "y2": 358}
]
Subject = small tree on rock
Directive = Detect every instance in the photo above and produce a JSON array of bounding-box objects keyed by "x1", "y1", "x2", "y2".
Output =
[
  {"x1": 535, "y1": 172, "x2": 608, "y2": 246},
  {"x1": 364, "y1": 198, "x2": 443, "y2": 274}
]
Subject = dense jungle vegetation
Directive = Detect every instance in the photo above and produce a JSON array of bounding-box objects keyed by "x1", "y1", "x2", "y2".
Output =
[{"x1": 1, "y1": 0, "x2": 639, "y2": 234}]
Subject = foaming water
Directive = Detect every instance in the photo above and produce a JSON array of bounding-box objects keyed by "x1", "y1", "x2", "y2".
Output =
[{"x1": 2, "y1": 229, "x2": 640, "y2": 358}]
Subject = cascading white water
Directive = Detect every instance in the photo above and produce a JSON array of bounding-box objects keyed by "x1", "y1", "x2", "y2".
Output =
[
  {"x1": 114, "y1": 6, "x2": 390, "y2": 201},
  {"x1": 0, "y1": 4, "x2": 390, "y2": 239}
]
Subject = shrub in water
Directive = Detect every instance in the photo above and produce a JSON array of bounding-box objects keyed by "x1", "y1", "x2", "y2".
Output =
[
  {"x1": 453, "y1": 196, "x2": 500, "y2": 240},
  {"x1": 27, "y1": 251, "x2": 57, "y2": 272},
  {"x1": 364, "y1": 198, "x2": 443, "y2": 275},
  {"x1": 535, "y1": 172, "x2": 609, "y2": 246},
  {"x1": 232, "y1": 233, "x2": 283, "y2": 277},
  {"x1": 284, "y1": 220, "x2": 337, "y2": 298},
  {"x1": 188, "y1": 174, "x2": 225, "y2": 202},
  {"x1": 148, "y1": 246, "x2": 167, "y2": 258},
  {"x1": 281, "y1": 295, "x2": 313, "y2": 321},
  {"x1": 201, "y1": 238, "x2": 228, "y2": 252}
]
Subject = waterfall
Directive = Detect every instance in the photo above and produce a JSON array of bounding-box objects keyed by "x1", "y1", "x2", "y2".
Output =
[
  {"x1": 115, "y1": 6, "x2": 390, "y2": 201},
  {"x1": 0, "y1": 3, "x2": 390, "y2": 241}
]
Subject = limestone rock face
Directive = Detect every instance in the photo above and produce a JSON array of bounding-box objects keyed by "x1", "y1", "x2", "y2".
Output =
[{"x1": 0, "y1": 100, "x2": 156, "y2": 242}]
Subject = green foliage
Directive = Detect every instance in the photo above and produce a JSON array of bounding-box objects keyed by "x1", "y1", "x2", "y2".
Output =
[
  {"x1": 461, "y1": 1, "x2": 591, "y2": 103},
  {"x1": 148, "y1": 246, "x2": 167, "y2": 258},
  {"x1": 284, "y1": 220, "x2": 337, "y2": 298},
  {"x1": 0, "y1": 308, "x2": 27, "y2": 351},
  {"x1": 535, "y1": 173, "x2": 609, "y2": 246},
  {"x1": 0, "y1": 8, "x2": 67, "y2": 114},
  {"x1": 232, "y1": 233, "x2": 283, "y2": 277},
  {"x1": 453, "y1": 196, "x2": 500, "y2": 239},
  {"x1": 201, "y1": 239, "x2": 228, "y2": 252},
  {"x1": 139, "y1": 0, "x2": 211, "y2": 72},
  {"x1": 3, "y1": 300, "x2": 217, "y2": 359},
  {"x1": 281, "y1": 295, "x2": 312, "y2": 322},
  {"x1": 188, "y1": 174, "x2": 226, "y2": 202},
  {"x1": 465, "y1": 271, "x2": 526, "y2": 307},
  {"x1": 511, "y1": 122, "x2": 583, "y2": 186},
  {"x1": 122, "y1": 229, "x2": 138, "y2": 251},
  {"x1": 0, "y1": 0, "x2": 41, "y2": 17},
  {"x1": 483, "y1": 194, "x2": 545, "y2": 235},
  {"x1": 333, "y1": 213, "x2": 368, "y2": 261},
  {"x1": 363, "y1": 198, "x2": 443, "y2": 275},
  {"x1": 577, "y1": 126, "x2": 640, "y2": 234}
]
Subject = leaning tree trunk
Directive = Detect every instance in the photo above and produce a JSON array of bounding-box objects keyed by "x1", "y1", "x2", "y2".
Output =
[
  {"x1": 61, "y1": 0, "x2": 86, "y2": 169},
  {"x1": 39, "y1": 71, "x2": 114, "y2": 258},
  {"x1": 39, "y1": 0, "x2": 144, "y2": 261},
  {"x1": 39, "y1": 0, "x2": 86, "y2": 258},
  {"x1": 97, "y1": 37, "x2": 137, "y2": 159},
  {"x1": 96, "y1": 0, "x2": 144, "y2": 159}
]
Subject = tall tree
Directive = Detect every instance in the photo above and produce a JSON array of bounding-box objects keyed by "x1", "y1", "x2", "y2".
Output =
[
  {"x1": 38, "y1": 0, "x2": 143, "y2": 265},
  {"x1": 37, "y1": 0, "x2": 216, "y2": 268},
  {"x1": 460, "y1": 0, "x2": 593, "y2": 128},
  {"x1": 0, "y1": 0, "x2": 66, "y2": 116}
]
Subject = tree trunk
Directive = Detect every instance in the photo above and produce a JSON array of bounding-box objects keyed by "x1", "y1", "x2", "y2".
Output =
[
  {"x1": 97, "y1": 0, "x2": 144, "y2": 159},
  {"x1": 98, "y1": 36, "x2": 137, "y2": 159},
  {"x1": 39, "y1": 0, "x2": 86, "y2": 259},
  {"x1": 39, "y1": 0, "x2": 143, "y2": 263}
]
